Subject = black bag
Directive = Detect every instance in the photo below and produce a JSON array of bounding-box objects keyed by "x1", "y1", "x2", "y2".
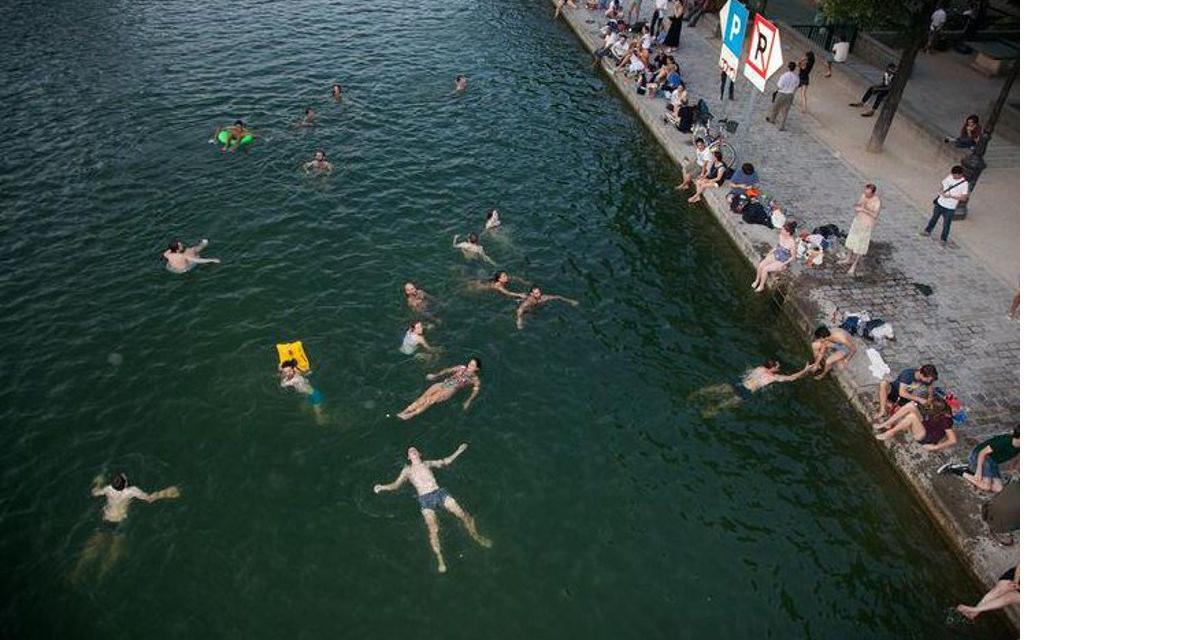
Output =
[
  {"x1": 812, "y1": 224, "x2": 845, "y2": 239},
  {"x1": 729, "y1": 193, "x2": 749, "y2": 214},
  {"x1": 740, "y1": 202, "x2": 772, "y2": 228}
]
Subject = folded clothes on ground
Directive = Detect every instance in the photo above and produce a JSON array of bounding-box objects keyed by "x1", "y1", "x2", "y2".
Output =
[{"x1": 866, "y1": 348, "x2": 891, "y2": 380}]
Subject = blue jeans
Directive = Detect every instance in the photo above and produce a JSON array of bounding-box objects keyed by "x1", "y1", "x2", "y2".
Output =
[{"x1": 925, "y1": 203, "x2": 955, "y2": 242}]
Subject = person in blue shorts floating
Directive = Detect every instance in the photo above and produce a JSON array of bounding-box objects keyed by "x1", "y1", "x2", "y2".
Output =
[
  {"x1": 373, "y1": 443, "x2": 492, "y2": 573},
  {"x1": 279, "y1": 358, "x2": 325, "y2": 421}
]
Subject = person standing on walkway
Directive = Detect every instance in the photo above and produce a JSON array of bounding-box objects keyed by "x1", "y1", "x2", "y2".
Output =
[
  {"x1": 662, "y1": 0, "x2": 684, "y2": 52},
  {"x1": 651, "y1": 0, "x2": 669, "y2": 35},
  {"x1": 923, "y1": 165, "x2": 970, "y2": 246},
  {"x1": 796, "y1": 51, "x2": 815, "y2": 112},
  {"x1": 765, "y1": 62, "x2": 799, "y2": 130},
  {"x1": 925, "y1": 5, "x2": 948, "y2": 53},
  {"x1": 839, "y1": 183, "x2": 881, "y2": 276},
  {"x1": 849, "y1": 63, "x2": 896, "y2": 117}
]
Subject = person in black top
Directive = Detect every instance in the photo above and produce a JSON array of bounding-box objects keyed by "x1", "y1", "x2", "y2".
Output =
[{"x1": 849, "y1": 63, "x2": 896, "y2": 117}]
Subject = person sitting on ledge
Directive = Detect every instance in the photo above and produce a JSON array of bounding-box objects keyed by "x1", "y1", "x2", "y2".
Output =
[
  {"x1": 938, "y1": 427, "x2": 1020, "y2": 493},
  {"x1": 724, "y1": 162, "x2": 759, "y2": 203},
  {"x1": 873, "y1": 397, "x2": 958, "y2": 451},
  {"x1": 686, "y1": 149, "x2": 727, "y2": 203},
  {"x1": 808, "y1": 324, "x2": 857, "y2": 379},
  {"x1": 945, "y1": 114, "x2": 983, "y2": 149},
  {"x1": 875, "y1": 363, "x2": 937, "y2": 419}
]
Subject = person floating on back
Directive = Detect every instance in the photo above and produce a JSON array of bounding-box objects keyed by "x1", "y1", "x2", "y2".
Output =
[
  {"x1": 392, "y1": 358, "x2": 482, "y2": 420},
  {"x1": 373, "y1": 443, "x2": 492, "y2": 573},
  {"x1": 163, "y1": 239, "x2": 220, "y2": 274},
  {"x1": 70, "y1": 472, "x2": 180, "y2": 583},
  {"x1": 515, "y1": 286, "x2": 578, "y2": 330}
]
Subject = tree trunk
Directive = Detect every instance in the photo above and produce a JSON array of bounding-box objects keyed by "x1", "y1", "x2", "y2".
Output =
[{"x1": 866, "y1": 0, "x2": 935, "y2": 153}]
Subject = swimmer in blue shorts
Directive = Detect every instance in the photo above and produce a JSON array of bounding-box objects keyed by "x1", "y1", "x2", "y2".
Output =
[
  {"x1": 809, "y1": 325, "x2": 857, "y2": 380},
  {"x1": 280, "y1": 358, "x2": 326, "y2": 421},
  {"x1": 691, "y1": 359, "x2": 815, "y2": 417},
  {"x1": 373, "y1": 443, "x2": 492, "y2": 573}
]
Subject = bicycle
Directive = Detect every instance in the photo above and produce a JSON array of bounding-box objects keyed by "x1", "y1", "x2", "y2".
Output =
[{"x1": 692, "y1": 117, "x2": 738, "y2": 169}]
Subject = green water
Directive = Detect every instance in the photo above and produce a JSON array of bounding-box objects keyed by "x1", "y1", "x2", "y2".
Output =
[{"x1": 0, "y1": 1, "x2": 1007, "y2": 637}]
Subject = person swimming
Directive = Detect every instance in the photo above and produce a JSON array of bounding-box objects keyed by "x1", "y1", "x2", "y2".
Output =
[
  {"x1": 691, "y1": 359, "x2": 815, "y2": 417},
  {"x1": 301, "y1": 107, "x2": 316, "y2": 127},
  {"x1": 454, "y1": 75, "x2": 468, "y2": 93},
  {"x1": 483, "y1": 271, "x2": 525, "y2": 299},
  {"x1": 392, "y1": 358, "x2": 482, "y2": 420},
  {"x1": 484, "y1": 208, "x2": 501, "y2": 232},
  {"x1": 213, "y1": 120, "x2": 252, "y2": 152},
  {"x1": 372, "y1": 443, "x2": 491, "y2": 573},
  {"x1": 401, "y1": 321, "x2": 433, "y2": 355},
  {"x1": 332, "y1": 83, "x2": 343, "y2": 102},
  {"x1": 452, "y1": 233, "x2": 497, "y2": 266},
  {"x1": 404, "y1": 282, "x2": 435, "y2": 317},
  {"x1": 70, "y1": 472, "x2": 180, "y2": 584},
  {"x1": 280, "y1": 358, "x2": 326, "y2": 419},
  {"x1": 515, "y1": 286, "x2": 578, "y2": 329},
  {"x1": 303, "y1": 149, "x2": 333, "y2": 174},
  {"x1": 163, "y1": 239, "x2": 220, "y2": 273}
]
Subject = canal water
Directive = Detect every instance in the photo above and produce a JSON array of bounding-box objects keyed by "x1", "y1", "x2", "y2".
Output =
[{"x1": 0, "y1": 1, "x2": 1006, "y2": 637}]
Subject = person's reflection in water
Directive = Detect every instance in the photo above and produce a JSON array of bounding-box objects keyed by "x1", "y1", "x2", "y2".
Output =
[{"x1": 69, "y1": 472, "x2": 180, "y2": 584}]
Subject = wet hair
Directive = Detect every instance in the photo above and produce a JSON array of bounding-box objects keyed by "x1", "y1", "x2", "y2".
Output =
[
  {"x1": 467, "y1": 232, "x2": 479, "y2": 243},
  {"x1": 814, "y1": 325, "x2": 831, "y2": 339},
  {"x1": 112, "y1": 472, "x2": 128, "y2": 491},
  {"x1": 490, "y1": 271, "x2": 507, "y2": 282},
  {"x1": 234, "y1": 119, "x2": 245, "y2": 127},
  {"x1": 741, "y1": 163, "x2": 755, "y2": 175},
  {"x1": 468, "y1": 357, "x2": 482, "y2": 370},
  {"x1": 763, "y1": 359, "x2": 780, "y2": 370},
  {"x1": 950, "y1": 165, "x2": 965, "y2": 176},
  {"x1": 865, "y1": 183, "x2": 877, "y2": 194},
  {"x1": 787, "y1": 61, "x2": 796, "y2": 71},
  {"x1": 918, "y1": 364, "x2": 939, "y2": 380},
  {"x1": 409, "y1": 321, "x2": 420, "y2": 330},
  {"x1": 281, "y1": 358, "x2": 299, "y2": 369},
  {"x1": 168, "y1": 240, "x2": 183, "y2": 252},
  {"x1": 486, "y1": 208, "x2": 498, "y2": 220},
  {"x1": 333, "y1": 83, "x2": 342, "y2": 91},
  {"x1": 306, "y1": 107, "x2": 314, "y2": 114}
]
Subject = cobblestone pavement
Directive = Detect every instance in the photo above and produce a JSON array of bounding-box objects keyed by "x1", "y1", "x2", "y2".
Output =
[{"x1": 554, "y1": 6, "x2": 1020, "y2": 628}]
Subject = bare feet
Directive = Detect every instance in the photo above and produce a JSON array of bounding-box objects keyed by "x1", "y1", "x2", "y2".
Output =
[
  {"x1": 955, "y1": 605, "x2": 979, "y2": 621},
  {"x1": 874, "y1": 433, "x2": 888, "y2": 441},
  {"x1": 437, "y1": 561, "x2": 448, "y2": 574},
  {"x1": 475, "y1": 535, "x2": 493, "y2": 548},
  {"x1": 688, "y1": 195, "x2": 701, "y2": 203}
]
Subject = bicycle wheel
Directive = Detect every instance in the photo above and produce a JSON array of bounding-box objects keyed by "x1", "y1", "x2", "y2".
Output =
[{"x1": 716, "y1": 141, "x2": 737, "y2": 169}]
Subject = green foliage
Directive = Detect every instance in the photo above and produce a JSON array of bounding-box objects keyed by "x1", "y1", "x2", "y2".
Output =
[{"x1": 818, "y1": 0, "x2": 928, "y2": 29}]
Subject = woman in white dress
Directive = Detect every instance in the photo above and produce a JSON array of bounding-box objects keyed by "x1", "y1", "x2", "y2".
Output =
[{"x1": 841, "y1": 184, "x2": 882, "y2": 276}]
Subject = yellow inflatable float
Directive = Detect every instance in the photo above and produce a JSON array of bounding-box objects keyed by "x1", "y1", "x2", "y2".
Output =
[{"x1": 276, "y1": 341, "x2": 311, "y2": 372}]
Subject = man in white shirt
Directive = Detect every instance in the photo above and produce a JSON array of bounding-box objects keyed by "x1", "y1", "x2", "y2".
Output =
[
  {"x1": 926, "y1": 6, "x2": 948, "y2": 52},
  {"x1": 676, "y1": 137, "x2": 713, "y2": 191},
  {"x1": 923, "y1": 165, "x2": 970, "y2": 245},
  {"x1": 765, "y1": 61, "x2": 801, "y2": 131}
]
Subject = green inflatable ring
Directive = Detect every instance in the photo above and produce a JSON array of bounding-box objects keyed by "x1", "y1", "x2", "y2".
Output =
[{"x1": 216, "y1": 130, "x2": 254, "y2": 146}]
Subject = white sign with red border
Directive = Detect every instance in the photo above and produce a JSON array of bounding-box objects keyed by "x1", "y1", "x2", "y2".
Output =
[{"x1": 741, "y1": 13, "x2": 783, "y2": 92}]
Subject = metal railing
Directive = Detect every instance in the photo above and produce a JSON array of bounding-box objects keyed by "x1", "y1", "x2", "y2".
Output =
[{"x1": 789, "y1": 23, "x2": 859, "y2": 53}]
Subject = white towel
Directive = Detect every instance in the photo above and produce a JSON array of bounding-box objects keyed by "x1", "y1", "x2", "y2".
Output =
[{"x1": 867, "y1": 348, "x2": 891, "y2": 380}]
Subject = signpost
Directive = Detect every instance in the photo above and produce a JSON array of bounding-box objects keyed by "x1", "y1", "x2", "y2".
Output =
[
  {"x1": 741, "y1": 13, "x2": 783, "y2": 92},
  {"x1": 718, "y1": 1, "x2": 750, "y2": 79}
]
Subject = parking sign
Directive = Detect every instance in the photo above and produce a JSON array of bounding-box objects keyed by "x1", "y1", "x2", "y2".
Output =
[{"x1": 719, "y1": 1, "x2": 749, "y2": 77}]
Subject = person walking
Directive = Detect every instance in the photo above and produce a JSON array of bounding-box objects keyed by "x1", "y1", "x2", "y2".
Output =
[
  {"x1": 849, "y1": 63, "x2": 896, "y2": 117},
  {"x1": 923, "y1": 165, "x2": 970, "y2": 246},
  {"x1": 765, "y1": 62, "x2": 800, "y2": 130},
  {"x1": 839, "y1": 183, "x2": 882, "y2": 276},
  {"x1": 925, "y1": 5, "x2": 948, "y2": 53}
]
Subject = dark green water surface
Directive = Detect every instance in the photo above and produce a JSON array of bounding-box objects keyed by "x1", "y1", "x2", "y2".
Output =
[{"x1": 0, "y1": 1, "x2": 1005, "y2": 637}]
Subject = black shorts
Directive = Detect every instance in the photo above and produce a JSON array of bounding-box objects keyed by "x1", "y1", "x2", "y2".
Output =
[{"x1": 999, "y1": 565, "x2": 1017, "y2": 581}]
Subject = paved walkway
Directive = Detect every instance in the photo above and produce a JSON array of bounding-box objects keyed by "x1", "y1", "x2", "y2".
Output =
[{"x1": 555, "y1": 6, "x2": 1019, "y2": 628}]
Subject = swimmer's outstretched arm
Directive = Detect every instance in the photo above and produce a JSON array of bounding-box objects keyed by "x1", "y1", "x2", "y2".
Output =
[
  {"x1": 478, "y1": 250, "x2": 497, "y2": 266},
  {"x1": 544, "y1": 294, "x2": 580, "y2": 306},
  {"x1": 373, "y1": 468, "x2": 410, "y2": 494},
  {"x1": 498, "y1": 286, "x2": 526, "y2": 300},
  {"x1": 147, "y1": 486, "x2": 181, "y2": 501},
  {"x1": 462, "y1": 379, "x2": 481, "y2": 411},
  {"x1": 186, "y1": 255, "x2": 221, "y2": 265},
  {"x1": 776, "y1": 365, "x2": 817, "y2": 383},
  {"x1": 425, "y1": 366, "x2": 459, "y2": 381},
  {"x1": 428, "y1": 443, "x2": 468, "y2": 468},
  {"x1": 90, "y1": 475, "x2": 107, "y2": 496},
  {"x1": 451, "y1": 234, "x2": 461, "y2": 247}
]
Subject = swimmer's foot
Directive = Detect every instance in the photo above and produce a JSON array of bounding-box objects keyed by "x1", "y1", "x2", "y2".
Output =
[
  {"x1": 437, "y1": 561, "x2": 447, "y2": 574},
  {"x1": 874, "y1": 433, "x2": 889, "y2": 441},
  {"x1": 475, "y1": 535, "x2": 493, "y2": 548},
  {"x1": 687, "y1": 195, "x2": 701, "y2": 203},
  {"x1": 955, "y1": 605, "x2": 979, "y2": 621}
]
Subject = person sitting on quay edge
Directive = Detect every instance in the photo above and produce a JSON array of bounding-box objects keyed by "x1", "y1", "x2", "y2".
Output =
[
  {"x1": 945, "y1": 114, "x2": 983, "y2": 150},
  {"x1": 724, "y1": 162, "x2": 759, "y2": 203},
  {"x1": 675, "y1": 137, "x2": 712, "y2": 192},
  {"x1": 808, "y1": 324, "x2": 857, "y2": 379},
  {"x1": 938, "y1": 427, "x2": 1020, "y2": 493},
  {"x1": 849, "y1": 63, "x2": 896, "y2": 117},
  {"x1": 873, "y1": 396, "x2": 958, "y2": 451},
  {"x1": 663, "y1": 82, "x2": 692, "y2": 130},
  {"x1": 686, "y1": 149, "x2": 728, "y2": 203},
  {"x1": 875, "y1": 363, "x2": 938, "y2": 420}
]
